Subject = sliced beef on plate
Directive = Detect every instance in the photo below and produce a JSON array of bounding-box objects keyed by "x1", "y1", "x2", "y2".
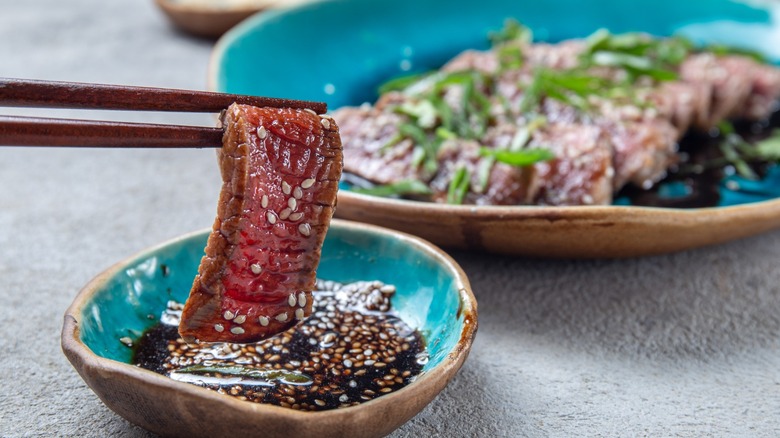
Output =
[
  {"x1": 527, "y1": 123, "x2": 614, "y2": 205},
  {"x1": 334, "y1": 105, "x2": 420, "y2": 185}
]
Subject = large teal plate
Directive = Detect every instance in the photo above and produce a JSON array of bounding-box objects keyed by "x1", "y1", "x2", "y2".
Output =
[{"x1": 210, "y1": 0, "x2": 780, "y2": 257}]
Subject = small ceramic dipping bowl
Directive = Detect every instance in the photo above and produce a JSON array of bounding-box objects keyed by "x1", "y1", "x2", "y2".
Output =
[{"x1": 62, "y1": 219, "x2": 477, "y2": 438}]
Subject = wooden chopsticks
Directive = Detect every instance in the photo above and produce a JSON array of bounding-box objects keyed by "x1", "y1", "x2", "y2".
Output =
[{"x1": 0, "y1": 78, "x2": 328, "y2": 147}]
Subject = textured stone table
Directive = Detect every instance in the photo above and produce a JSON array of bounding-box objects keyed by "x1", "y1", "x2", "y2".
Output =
[{"x1": 1, "y1": 1, "x2": 779, "y2": 436}]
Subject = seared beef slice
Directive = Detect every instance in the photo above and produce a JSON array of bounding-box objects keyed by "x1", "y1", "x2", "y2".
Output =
[{"x1": 180, "y1": 104, "x2": 343, "y2": 343}]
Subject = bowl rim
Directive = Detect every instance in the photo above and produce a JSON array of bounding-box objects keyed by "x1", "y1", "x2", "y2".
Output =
[{"x1": 61, "y1": 218, "x2": 478, "y2": 421}]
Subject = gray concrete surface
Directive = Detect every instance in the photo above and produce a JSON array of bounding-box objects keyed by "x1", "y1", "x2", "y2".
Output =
[{"x1": 1, "y1": 0, "x2": 779, "y2": 436}]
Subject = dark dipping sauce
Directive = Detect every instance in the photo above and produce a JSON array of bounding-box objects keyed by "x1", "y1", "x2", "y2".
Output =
[
  {"x1": 133, "y1": 280, "x2": 427, "y2": 411},
  {"x1": 617, "y1": 109, "x2": 780, "y2": 208}
]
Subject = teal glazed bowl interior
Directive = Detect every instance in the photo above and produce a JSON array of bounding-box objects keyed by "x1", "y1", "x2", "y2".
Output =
[{"x1": 62, "y1": 220, "x2": 477, "y2": 438}]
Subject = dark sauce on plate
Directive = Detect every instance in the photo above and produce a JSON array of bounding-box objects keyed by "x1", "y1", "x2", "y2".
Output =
[
  {"x1": 617, "y1": 109, "x2": 780, "y2": 208},
  {"x1": 132, "y1": 280, "x2": 427, "y2": 411}
]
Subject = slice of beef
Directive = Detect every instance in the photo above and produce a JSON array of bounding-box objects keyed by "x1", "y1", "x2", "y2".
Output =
[
  {"x1": 428, "y1": 136, "x2": 534, "y2": 205},
  {"x1": 179, "y1": 104, "x2": 343, "y2": 344},
  {"x1": 527, "y1": 123, "x2": 614, "y2": 205},
  {"x1": 441, "y1": 50, "x2": 500, "y2": 75},
  {"x1": 333, "y1": 105, "x2": 421, "y2": 185},
  {"x1": 603, "y1": 117, "x2": 679, "y2": 189},
  {"x1": 679, "y1": 53, "x2": 780, "y2": 128},
  {"x1": 733, "y1": 58, "x2": 780, "y2": 120},
  {"x1": 649, "y1": 81, "x2": 712, "y2": 134},
  {"x1": 523, "y1": 40, "x2": 586, "y2": 70}
]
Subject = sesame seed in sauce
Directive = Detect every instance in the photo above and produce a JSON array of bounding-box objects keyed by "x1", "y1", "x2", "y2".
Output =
[
  {"x1": 257, "y1": 126, "x2": 267, "y2": 139},
  {"x1": 261, "y1": 195, "x2": 269, "y2": 209},
  {"x1": 298, "y1": 293, "x2": 307, "y2": 307},
  {"x1": 223, "y1": 310, "x2": 235, "y2": 320},
  {"x1": 132, "y1": 280, "x2": 425, "y2": 412},
  {"x1": 295, "y1": 308, "x2": 305, "y2": 320},
  {"x1": 320, "y1": 118, "x2": 331, "y2": 129},
  {"x1": 293, "y1": 186, "x2": 303, "y2": 199},
  {"x1": 276, "y1": 312, "x2": 289, "y2": 322},
  {"x1": 214, "y1": 324, "x2": 224, "y2": 332},
  {"x1": 266, "y1": 211, "x2": 277, "y2": 225},
  {"x1": 303, "y1": 108, "x2": 317, "y2": 116},
  {"x1": 288, "y1": 294, "x2": 297, "y2": 307},
  {"x1": 250, "y1": 264, "x2": 262, "y2": 275},
  {"x1": 289, "y1": 212, "x2": 303, "y2": 222},
  {"x1": 298, "y1": 223, "x2": 311, "y2": 237},
  {"x1": 233, "y1": 315, "x2": 246, "y2": 324},
  {"x1": 288, "y1": 197, "x2": 297, "y2": 210},
  {"x1": 279, "y1": 208, "x2": 291, "y2": 220},
  {"x1": 282, "y1": 181, "x2": 292, "y2": 195},
  {"x1": 301, "y1": 178, "x2": 316, "y2": 189}
]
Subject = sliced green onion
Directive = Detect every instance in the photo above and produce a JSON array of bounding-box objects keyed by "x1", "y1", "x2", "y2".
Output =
[
  {"x1": 755, "y1": 129, "x2": 780, "y2": 161},
  {"x1": 176, "y1": 365, "x2": 313, "y2": 385},
  {"x1": 720, "y1": 140, "x2": 758, "y2": 180},
  {"x1": 489, "y1": 19, "x2": 533, "y2": 47},
  {"x1": 707, "y1": 44, "x2": 767, "y2": 63},
  {"x1": 378, "y1": 72, "x2": 430, "y2": 94},
  {"x1": 352, "y1": 179, "x2": 432, "y2": 197},
  {"x1": 479, "y1": 147, "x2": 555, "y2": 167},
  {"x1": 475, "y1": 157, "x2": 495, "y2": 194},
  {"x1": 447, "y1": 165, "x2": 471, "y2": 204}
]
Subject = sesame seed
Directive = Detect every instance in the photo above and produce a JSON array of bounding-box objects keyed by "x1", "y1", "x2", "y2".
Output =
[
  {"x1": 119, "y1": 337, "x2": 133, "y2": 347},
  {"x1": 288, "y1": 197, "x2": 297, "y2": 210},
  {"x1": 257, "y1": 126, "x2": 267, "y2": 139},
  {"x1": 303, "y1": 108, "x2": 317, "y2": 116},
  {"x1": 261, "y1": 195, "x2": 269, "y2": 209},
  {"x1": 298, "y1": 292, "x2": 307, "y2": 307},
  {"x1": 233, "y1": 315, "x2": 246, "y2": 324},
  {"x1": 288, "y1": 294, "x2": 297, "y2": 307},
  {"x1": 230, "y1": 327, "x2": 245, "y2": 335},
  {"x1": 314, "y1": 399, "x2": 326, "y2": 407},
  {"x1": 301, "y1": 178, "x2": 316, "y2": 189},
  {"x1": 250, "y1": 264, "x2": 262, "y2": 275},
  {"x1": 295, "y1": 308, "x2": 305, "y2": 320},
  {"x1": 282, "y1": 181, "x2": 292, "y2": 195},
  {"x1": 279, "y1": 208, "x2": 291, "y2": 220},
  {"x1": 343, "y1": 359, "x2": 353, "y2": 368},
  {"x1": 258, "y1": 316, "x2": 270, "y2": 326},
  {"x1": 276, "y1": 312, "x2": 289, "y2": 322},
  {"x1": 223, "y1": 310, "x2": 235, "y2": 320},
  {"x1": 298, "y1": 223, "x2": 311, "y2": 237},
  {"x1": 293, "y1": 186, "x2": 303, "y2": 199},
  {"x1": 289, "y1": 212, "x2": 304, "y2": 221},
  {"x1": 320, "y1": 118, "x2": 331, "y2": 129},
  {"x1": 214, "y1": 324, "x2": 224, "y2": 332},
  {"x1": 339, "y1": 394, "x2": 349, "y2": 403},
  {"x1": 266, "y1": 211, "x2": 277, "y2": 224}
]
